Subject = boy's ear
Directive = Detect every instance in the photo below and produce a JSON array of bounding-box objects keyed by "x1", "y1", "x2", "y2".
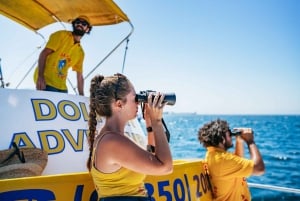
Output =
[{"x1": 222, "y1": 136, "x2": 225, "y2": 144}]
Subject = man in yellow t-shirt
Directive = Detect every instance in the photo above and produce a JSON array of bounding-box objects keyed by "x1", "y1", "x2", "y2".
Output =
[
  {"x1": 34, "y1": 15, "x2": 92, "y2": 95},
  {"x1": 197, "y1": 119, "x2": 265, "y2": 201}
]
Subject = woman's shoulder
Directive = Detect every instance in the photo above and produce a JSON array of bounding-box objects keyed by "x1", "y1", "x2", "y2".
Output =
[{"x1": 99, "y1": 132, "x2": 130, "y2": 145}]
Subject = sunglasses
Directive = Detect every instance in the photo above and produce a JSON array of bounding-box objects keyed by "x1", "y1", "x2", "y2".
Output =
[{"x1": 74, "y1": 19, "x2": 89, "y2": 27}]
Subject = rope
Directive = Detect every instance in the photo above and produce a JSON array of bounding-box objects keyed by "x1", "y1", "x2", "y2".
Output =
[
  {"x1": 12, "y1": 32, "x2": 46, "y2": 89},
  {"x1": 121, "y1": 38, "x2": 129, "y2": 74},
  {"x1": 248, "y1": 182, "x2": 300, "y2": 194},
  {"x1": 84, "y1": 21, "x2": 134, "y2": 80},
  {"x1": 68, "y1": 78, "x2": 77, "y2": 94},
  {"x1": 15, "y1": 60, "x2": 37, "y2": 89}
]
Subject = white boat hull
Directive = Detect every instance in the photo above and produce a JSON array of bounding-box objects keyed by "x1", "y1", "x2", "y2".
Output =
[{"x1": 0, "y1": 89, "x2": 212, "y2": 200}]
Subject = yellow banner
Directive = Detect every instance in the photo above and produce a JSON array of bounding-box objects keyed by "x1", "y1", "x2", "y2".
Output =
[{"x1": 0, "y1": 159, "x2": 212, "y2": 201}]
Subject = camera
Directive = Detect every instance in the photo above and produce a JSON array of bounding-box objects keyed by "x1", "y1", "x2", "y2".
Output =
[{"x1": 135, "y1": 90, "x2": 176, "y2": 106}]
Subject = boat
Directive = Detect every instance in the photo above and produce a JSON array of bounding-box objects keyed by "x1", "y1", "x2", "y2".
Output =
[
  {"x1": 0, "y1": 87, "x2": 214, "y2": 200},
  {"x1": 0, "y1": 1, "x2": 212, "y2": 200},
  {"x1": 0, "y1": 1, "x2": 299, "y2": 201}
]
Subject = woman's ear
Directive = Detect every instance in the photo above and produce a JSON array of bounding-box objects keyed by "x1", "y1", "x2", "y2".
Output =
[{"x1": 115, "y1": 100, "x2": 123, "y2": 109}]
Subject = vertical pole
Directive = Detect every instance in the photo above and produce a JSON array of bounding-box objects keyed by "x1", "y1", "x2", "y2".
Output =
[{"x1": 0, "y1": 58, "x2": 5, "y2": 88}]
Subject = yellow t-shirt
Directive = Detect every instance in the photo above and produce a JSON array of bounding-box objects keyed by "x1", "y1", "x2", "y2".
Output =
[
  {"x1": 34, "y1": 30, "x2": 84, "y2": 90},
  {"x1": 206, "y1": 147, "x2": 254, "y2": 201}
]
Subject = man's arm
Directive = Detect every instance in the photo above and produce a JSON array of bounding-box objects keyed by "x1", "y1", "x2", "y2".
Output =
[
  {"x1": 240, "y1": 128, "x2": 265, "y2": 175},
  {"x1": 248, "y1": 142, "x2": 265, "y2": 175},
  {"x1": 36, "y1": 48, "x2": 53, "y2": 90},
  {"x1": 77, "y1": 72, "x2": 84, "y2": 95},
  {"x1": 234, "y1": 136, "x2": 244, "y2": 157}
]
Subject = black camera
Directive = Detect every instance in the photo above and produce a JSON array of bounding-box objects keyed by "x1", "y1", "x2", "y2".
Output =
[{"x1": 135, "y1": 90, "x2": 176, "y2": 106}]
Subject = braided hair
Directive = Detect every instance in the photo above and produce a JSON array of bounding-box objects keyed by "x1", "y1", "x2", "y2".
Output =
[
  {"x1": 86, "y1": 73, "x2": 131, "y2": 171},
  {"x1": 197, "y1": 119, "x2": 230, "y2": 147}
]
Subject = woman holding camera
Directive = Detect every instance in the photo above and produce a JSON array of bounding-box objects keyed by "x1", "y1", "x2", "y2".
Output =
[{"x1": 86, "y1": 73, "x2": 173, "y2": 201}]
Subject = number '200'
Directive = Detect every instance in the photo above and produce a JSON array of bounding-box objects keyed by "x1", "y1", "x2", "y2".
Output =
[{"x1": 145, "y1": 173, "x2": 211, "y2": 201}]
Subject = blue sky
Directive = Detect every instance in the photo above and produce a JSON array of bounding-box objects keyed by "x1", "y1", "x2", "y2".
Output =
[{"x1": 0, "y1": 0, "x2": 299, "y2": 114}]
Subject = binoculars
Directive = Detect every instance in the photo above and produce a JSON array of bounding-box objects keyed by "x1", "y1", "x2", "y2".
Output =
[{"x1": 135, "y1": 90, "x2": 176, "y2": 106}]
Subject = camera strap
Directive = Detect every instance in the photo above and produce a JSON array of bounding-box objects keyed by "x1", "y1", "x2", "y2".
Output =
[{"x1": 161, "y1": 118, "x2": 170, "y2": 142}]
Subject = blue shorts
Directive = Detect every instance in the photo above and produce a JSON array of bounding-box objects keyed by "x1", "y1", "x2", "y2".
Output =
[
  {"x1": 99, "y1": 196, "x2": 151, "y2": 201},
  {"x1": 45, "y1": 85, "x2": 68, "y2": 93}
]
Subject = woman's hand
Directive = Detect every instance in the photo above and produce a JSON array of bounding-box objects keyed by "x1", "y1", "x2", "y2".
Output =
[{"x1": 147, "y1": 92, "x2": 166, "y2": 122}]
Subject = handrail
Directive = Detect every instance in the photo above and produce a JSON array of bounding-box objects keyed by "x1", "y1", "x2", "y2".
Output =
[
  {"x1": 15, "y1": 32, "x2": 46, "y2": 89},
  {"x1": 83, "y1": 20, "x2": 134, "y2": 81},
  {"x1": 249, "y1": 182, "x2": 300, "y2": 194}
]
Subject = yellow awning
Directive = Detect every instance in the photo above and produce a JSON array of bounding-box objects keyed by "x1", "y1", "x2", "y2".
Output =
[{"x1": 0, "y1": 0, "x2": 130, "y2": 31}]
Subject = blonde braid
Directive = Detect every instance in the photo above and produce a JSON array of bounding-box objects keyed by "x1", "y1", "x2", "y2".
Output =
[
  {"x1": 87, "y1": 75, "x2": 104, "y2": 171},
  {"x1": 86, "y1": 73, "x2": 131, "y2": 171}
]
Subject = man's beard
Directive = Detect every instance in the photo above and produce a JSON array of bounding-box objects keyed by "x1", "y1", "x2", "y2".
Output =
[
  {"x1": 224, "y1": 140, "x2": 233, "y2": 150},
  {"x1": 72, "y1": 25, "x2": 85, "y2": 36},
  {"x1": 73, "y1": 28, "x2": 85, "y2": 36}
]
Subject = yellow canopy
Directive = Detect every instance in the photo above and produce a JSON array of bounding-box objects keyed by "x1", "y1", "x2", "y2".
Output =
[{"x1": 0, "y1": 0, "x2": 130, "y2": 31}]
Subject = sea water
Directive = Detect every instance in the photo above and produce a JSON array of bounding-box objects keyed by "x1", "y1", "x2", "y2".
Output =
[{"x1": 142, "y1": 114, "x2": 300, "y2": 201}]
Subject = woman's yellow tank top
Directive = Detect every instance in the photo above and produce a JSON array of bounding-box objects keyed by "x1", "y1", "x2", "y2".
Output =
[{"x1": 90, "y1": 133, "x2": 147, "y2": 198}]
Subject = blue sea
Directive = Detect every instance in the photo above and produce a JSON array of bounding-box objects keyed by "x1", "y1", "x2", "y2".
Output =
[{"x1": 146, "y1": 114, "x2": 300, "y2": 201}]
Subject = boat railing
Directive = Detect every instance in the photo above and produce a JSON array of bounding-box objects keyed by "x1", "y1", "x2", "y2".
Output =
[
  {"x1": 249, "y1": 182, "x2": 300, "y2": 194},
  {"x1": 83, "y1": 21, "x2": 134, "y2": 81}
]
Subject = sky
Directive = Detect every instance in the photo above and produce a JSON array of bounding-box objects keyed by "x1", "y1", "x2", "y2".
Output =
[{"x1": 0, "y1": 0, "x2": 299, "y2": 114}]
